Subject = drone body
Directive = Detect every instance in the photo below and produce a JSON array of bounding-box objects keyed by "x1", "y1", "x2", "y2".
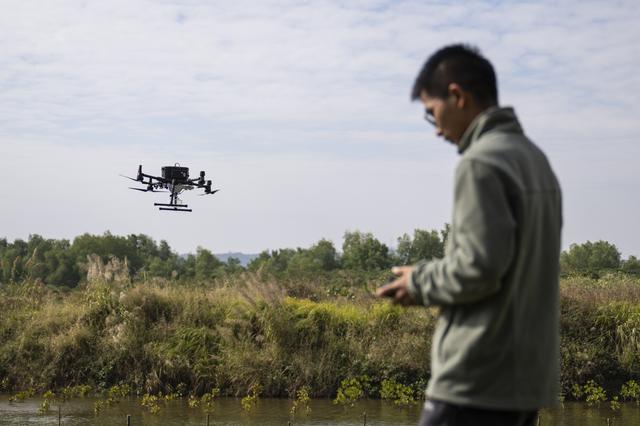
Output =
[{"x1": 122, "y1": 164, "x2": 219, "y2": 212}]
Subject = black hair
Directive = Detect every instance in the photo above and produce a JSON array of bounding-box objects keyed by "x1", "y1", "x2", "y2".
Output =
[{"x1": 411, "y1": 44, "x2": 498, "y2": 106}]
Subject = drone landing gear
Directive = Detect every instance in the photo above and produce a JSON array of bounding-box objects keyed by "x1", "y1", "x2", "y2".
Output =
[{"x1": 154, "y1": 203, "x2": 192, "y2": 212}]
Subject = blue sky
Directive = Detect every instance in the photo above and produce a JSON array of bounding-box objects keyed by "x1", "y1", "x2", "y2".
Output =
[{"x1": 1, "y1": 0, "x2": 639, "y2": 256}]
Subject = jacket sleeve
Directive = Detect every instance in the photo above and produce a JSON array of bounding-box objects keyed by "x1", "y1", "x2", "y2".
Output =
[{"x1": 407, "y1": 159, "x2": 516, "y2": 306}]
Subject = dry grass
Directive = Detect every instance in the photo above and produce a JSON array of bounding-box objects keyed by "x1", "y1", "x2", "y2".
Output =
[{"x1": 561, "y1": 273, "x2": 640, "y2": 305}]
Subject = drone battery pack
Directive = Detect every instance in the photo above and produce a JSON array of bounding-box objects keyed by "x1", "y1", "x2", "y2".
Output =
[{"x1": 161, "y1": 166, "x2": 189, "y2": 182}]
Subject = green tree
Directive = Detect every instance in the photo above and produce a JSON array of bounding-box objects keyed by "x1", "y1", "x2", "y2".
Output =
[
  {"x1": 224, "y1": 257, "x2": 244, "y2": 274},
  {"x1": 23, "y1": 234, "x2": 50, "y2": 282},
  {"x1": 307, "y1": 239, "x2": 340, "y2": 271},
  {"x1": 71, "y1": 232, "x2": 143, "y2": 272},
  {"x1": 560, "y1": 240, "x2": 621, "y2": 275},
  {"x1": 180, "y1": 254, "x2": 197, "y2": 279},
  {"x1": 1, "y1": 239, "x2": 28, "y2": 283},
  {"x1": 158, "y1": 240, "x2": 172, "y2": 261},
  {"x1": 247, "y1": 249, "x2": 296, "y2": 275},
  {"x1": 247, "y1": 251, "x2": 272, "y2": 272},
  {"x1": 440, "y1": 223, "x2": 451, "y2": 249},
  {"x1": 621, "y1": 255, "x2": 640, "y2": 275},
  {"x1": 195, "y1": 247, "x2": 224, "y2": 281},
  {"x1": 43, "y1": 240, "x2": 79, "y2": 286},
  {"x1": 147, "y1": 256, "x2": 174, "y2": 278},
  {"x1": 127, "y1": 234, "x2": 159, "y2": 263},
  {"x1": 342, "y1": 231, "x2": 391, "y2": 271},
  {"x1": 0, "y1": 238, "x2": 7, "y2": 283},
  {"x1": 287, "y1": 239, "x2": 340, "y2": 275},
  {"x1": 396, "y1": 228, "x2": 445, "y2": 265}
]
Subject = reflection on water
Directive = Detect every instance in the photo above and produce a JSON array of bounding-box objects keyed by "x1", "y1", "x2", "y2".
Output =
[{"x1": 1, "y1": 396, "x2": 639, "y2": 425}]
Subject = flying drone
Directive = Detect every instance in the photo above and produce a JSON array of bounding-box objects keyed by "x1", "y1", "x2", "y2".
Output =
[{"x1": 121, "y1": 164, "x2": 219, "y2": 212}]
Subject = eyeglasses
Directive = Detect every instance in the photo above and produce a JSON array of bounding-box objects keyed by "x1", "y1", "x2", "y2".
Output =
[{"x1": 424, "y1": 110, "x2": 436, "y2": 126}]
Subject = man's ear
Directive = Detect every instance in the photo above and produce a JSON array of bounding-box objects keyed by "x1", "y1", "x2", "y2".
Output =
[{"x1": 448, "y1": 83, "x2": 466, "y2": 108}]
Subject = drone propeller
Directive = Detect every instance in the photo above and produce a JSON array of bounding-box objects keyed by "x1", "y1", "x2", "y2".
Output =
[
  {"x1": 129, "y1": 187, "x2": 167, "y2": 193},
  {"x1": 199, "y1": 189, "x2": 220, "y2": 196},
  {"x1": 120, "y1": 174, "x2": 140, "y2": 182}
]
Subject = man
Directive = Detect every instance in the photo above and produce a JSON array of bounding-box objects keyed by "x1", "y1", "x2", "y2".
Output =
[{"x1": 376, "y1": 44, "x2": 562, "y2": 426}]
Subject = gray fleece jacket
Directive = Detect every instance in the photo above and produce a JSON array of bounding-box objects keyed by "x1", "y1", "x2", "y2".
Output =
[{"x1": 408, "y1": 106, "x2": 562, "y2": 410}]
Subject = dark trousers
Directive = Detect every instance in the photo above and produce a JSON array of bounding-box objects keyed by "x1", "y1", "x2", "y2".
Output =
[{"x1": 418, "y1": 399, "x2": 538, "y2": 426}]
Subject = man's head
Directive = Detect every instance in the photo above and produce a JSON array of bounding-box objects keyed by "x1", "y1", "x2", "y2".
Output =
[{"x1": 412, "y1": 44, "x2": 498, "y2": 144}]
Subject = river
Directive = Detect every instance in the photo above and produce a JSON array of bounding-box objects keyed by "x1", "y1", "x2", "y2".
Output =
[{"x1": 1, "y1": 396, "x2": 639, "y2": 425}]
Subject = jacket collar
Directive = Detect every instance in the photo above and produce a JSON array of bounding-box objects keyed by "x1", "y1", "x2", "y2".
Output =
[{"x1": 457, "y1": 106, "x2": 523, "y2": 154}]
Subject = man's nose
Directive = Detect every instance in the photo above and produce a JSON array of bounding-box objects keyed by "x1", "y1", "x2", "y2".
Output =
[{"x1": 436, "y1": 127, "x2": 444, "y2": 137}]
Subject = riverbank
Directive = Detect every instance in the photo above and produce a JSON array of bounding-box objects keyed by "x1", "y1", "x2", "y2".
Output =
[
  {"x1": 1, "y1": 395, "x2": 639, "y2": 426},
  {"x1": 1, "y1": 272, "x2": 639, "y2": 405}
]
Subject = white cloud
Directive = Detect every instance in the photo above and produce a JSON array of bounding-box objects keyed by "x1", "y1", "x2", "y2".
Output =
[{"x1": 1, "y1": 0, "x2": 639, "y2": 255}]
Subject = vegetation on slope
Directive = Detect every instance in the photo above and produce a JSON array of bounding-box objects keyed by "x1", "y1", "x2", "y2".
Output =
[{"x1": 1, "y1": 229, "x2": 639, "y2": 404}]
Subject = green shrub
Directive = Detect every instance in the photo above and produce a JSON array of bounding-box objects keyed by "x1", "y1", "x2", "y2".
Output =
[
  {"x1": 333, "y1": 377, "x2": 366, "y2": 407},
  {"x1": 583, "y1": 380, "x2": 607, "y2": 406},
  {"x1": 620, "y1": 380, "x2": 640, "y2": 404},
  {"x1": 290, "y1": 386, "x2": 311, "y2": 418},
  {"x1": 380, "y1": 378, "x2": 419, "y2": 406}
]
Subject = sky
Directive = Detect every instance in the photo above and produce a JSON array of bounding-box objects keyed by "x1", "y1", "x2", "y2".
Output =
[{"x1": 1, "y1": 0, "x2": 639, "y2": 257}]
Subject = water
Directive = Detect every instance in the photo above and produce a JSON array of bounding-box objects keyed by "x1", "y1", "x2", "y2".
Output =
[{"x1": 1, "y1": 396, "x2": 639, "y2": 425}]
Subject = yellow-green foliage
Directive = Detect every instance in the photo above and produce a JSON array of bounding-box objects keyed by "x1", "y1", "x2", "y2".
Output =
[
  {"x1": 141, "y1": 394, "x2": 161, "y2": 414},
  {"x1": 61, "y1": 385, "x2": 92, "y2": 400},
  {"x1": 108, "y1": 384, "x2": 131, "y2": 399},
  {"x1": 188, "y1": 394, "x2": 200, "y2": 408},
  {"x1": 9, "y1": 388, "x2": 35, "y2": 402},
  {"x1": 93, "y1": 400, "x2": 106, "y2": 415},
  {"x1": 241, "y1": 384, "x2": 261, "y2": 412},
  {"x1": 570, "y1": 383, "x2": 583, "y2": 400},
  {"x1": 290, "y1": 386, "x2": 311, "y2": 418},
  {"x1": 583, "y1": 380, "x2": 607, "y2": 406},
  {"x1": 380, "y1": 378, "x2": 419, "y2": 406},
  {"x1": 610, "y1": 395, "x2": 621, "y2": 411},
  {"x1": 38, "y1": 390, "x2": 55, "y2": 414},
  {"x1": 333, "y1": 376, "x2": 371, "y2": 407},
  {"x1": 620, "y1": 380, "x2": 640, "y2": 404},
  {"x1": 92, "y1": 384, "x2": 130, "y2": 415},
  {"x1": 200, "y1": 388, "x2": 220, "y2": 413}
]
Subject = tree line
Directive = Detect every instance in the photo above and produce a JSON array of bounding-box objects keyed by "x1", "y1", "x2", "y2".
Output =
[{"x1": 0, "y1": 227, "x2": 638, "y2": 287}]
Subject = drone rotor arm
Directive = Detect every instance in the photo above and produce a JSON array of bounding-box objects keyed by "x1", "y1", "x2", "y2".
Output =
[{"x1": 141, "y1": 173, "x2": 165, "y2": 183}]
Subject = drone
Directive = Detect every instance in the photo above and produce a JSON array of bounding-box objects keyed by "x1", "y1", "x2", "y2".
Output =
[{"x1": 121, "y1": 164, "x2": 219, "y2": 212}]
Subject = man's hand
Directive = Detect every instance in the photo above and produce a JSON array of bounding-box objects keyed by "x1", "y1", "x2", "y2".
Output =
[{"x1": 375, "y1": 266, "x2": 419, "y2": 306}]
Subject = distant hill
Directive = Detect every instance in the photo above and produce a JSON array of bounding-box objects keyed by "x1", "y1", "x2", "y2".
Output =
[{"x1": 215, "y1": 252, "x2": 259, "y2": 267}]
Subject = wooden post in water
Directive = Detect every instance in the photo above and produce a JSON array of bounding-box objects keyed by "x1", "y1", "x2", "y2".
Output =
[
  {"x1": 58, "y1": 405, "x2": 61, "y2": 425},
  {"x1": 127, "y1": 414, "x2": 131, "y2": 425},
  {"x1": 607, "y1": 418, "x2": 611, "y2": 426},
  {"x1": 363, "y1": 411, "x2": 367, "y2": 426},
  {"x1": 206, "y1": 413, "x2": 210, "y2": 426}
]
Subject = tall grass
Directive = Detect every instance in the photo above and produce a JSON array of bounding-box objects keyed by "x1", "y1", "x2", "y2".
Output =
[
  {"x1": 559, "y1": 273, "x2": 640, "y2": 395},
  {"x1": 0, "y1": 272, "x2": 433, "y2": 398},
  {"x1": 0, "y1": 272, "x2": 638, "y2": 400}
]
